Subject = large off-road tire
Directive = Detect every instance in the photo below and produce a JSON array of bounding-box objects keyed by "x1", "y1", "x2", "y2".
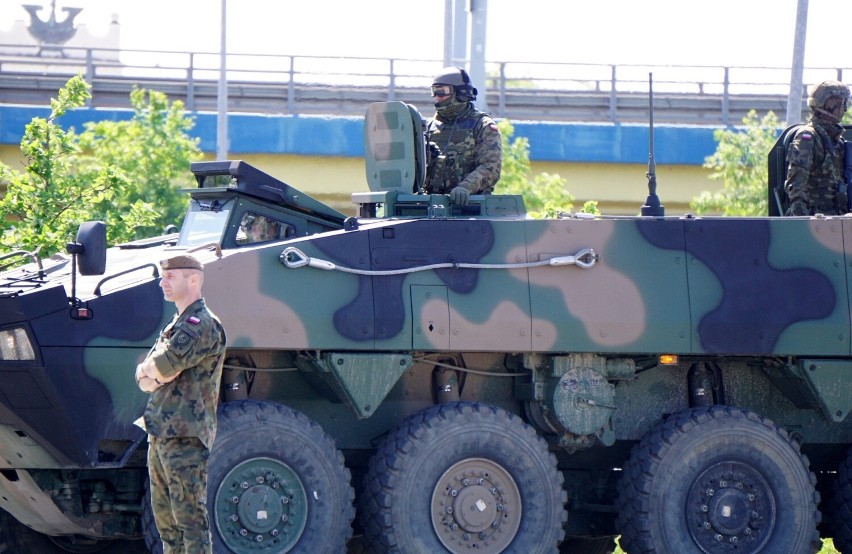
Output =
[
  {"x1": 0, "y1": 509, "x2": 145, "y2": 554},
  {"x1": 558, "y1": 536, "x2": 616, "y2": 554},
  {"x1": 616, "y1": 406, "x2": 821, "y2": 554},
  {"x1": 828, "y1": 447, "x2": 852, "y2": 552},
  {"x1": 359, "y1": 402, "x2": 566, "y2": 554},
  {"x1": 142, "y1": 400, "x2": 355, "y2": 554}
]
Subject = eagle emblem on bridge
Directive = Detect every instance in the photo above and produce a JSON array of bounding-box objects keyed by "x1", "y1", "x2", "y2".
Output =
[{"x1": 22, "y1": 0, "x2": 82, "y2": 45}]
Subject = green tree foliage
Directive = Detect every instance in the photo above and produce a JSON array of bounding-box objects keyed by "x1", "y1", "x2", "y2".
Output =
[
  {"x1": 494, "y1": 120, "x2": 598, "y2": 217},
  {"x1": 0, "y1": 75, "x2": 144, "y2": 254},
  {"x1": 0, "y1": 76, "x2": 201, "y2": 257},
  {"x1": 78, "y1": 87, "x2": 201, "y2": 228},
  {"x1": 690, "y1": 110, "x2": 780, "y2": 216}
]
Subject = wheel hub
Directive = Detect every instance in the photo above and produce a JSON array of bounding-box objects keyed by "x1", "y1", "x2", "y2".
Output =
[
  {"x1": 236, "y1": 484, "x2": 286, "y2": 534},
  {"x1": 707, "y1": 488, "x2": 750, "y2": 535},
  {"x1": 687, "y1": 462, "x2": 774, "y2": 553},
  {"x1": 453, "y1": 484, "x2": 498, "y2": 532},
  {"x1": 431, "y1": 458, "x2": 521, "y2": 553},
  {"x1": 215, "y1": 457, "x2": 308, "y2": 553}
]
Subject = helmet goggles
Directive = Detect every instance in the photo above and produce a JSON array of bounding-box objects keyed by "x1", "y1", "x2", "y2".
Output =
[{"x1": 431, "y1": 84, "x2": 453, "y2": 98}]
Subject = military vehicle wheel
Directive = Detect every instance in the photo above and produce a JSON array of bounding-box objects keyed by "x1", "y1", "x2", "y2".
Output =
[
  {"x1": 616, "y1": 406, "x2": 821, "y2": 554},
  {"x1": 558, "y1": 536, "x2": 616, "y2": 553},
  {"x1": 210, "y1": 401, "x2": 354, "y2": 553},
  {"x1": 828, "y1": 447, "x2": 852, "y2": 552},
  {"x1": 141, "y1": 400, "x2": 355, "y2": 554},
  {"x1": 0, "y1": 509, "x2": 142, "y2": 554},
  {"x1": 359, "y1": 402, "x2": 566, "y2": 553}
]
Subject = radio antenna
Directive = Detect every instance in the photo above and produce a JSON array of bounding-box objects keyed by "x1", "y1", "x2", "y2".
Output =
[{"x1": 640, "y1": 72, "x2": 665, "y2": 216}]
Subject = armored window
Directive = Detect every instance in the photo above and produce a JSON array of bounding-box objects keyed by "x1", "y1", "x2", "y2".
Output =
[
  {"x1": 236, "y1": 212, "x2": 292, "y2": 246},
  {"x1": 178, "y1": 204, "x2": 232, "y2": 247}
]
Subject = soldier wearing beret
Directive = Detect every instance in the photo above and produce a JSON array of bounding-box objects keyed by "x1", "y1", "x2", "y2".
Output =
[
  {"x1": 135, "y1": 254, "x2": 226, "y2": 554},
  {"x1": 424, "y1": 66, "x2": 502, "y2": 206},
  {"x1": 784, "y1": 80, "x2": 850, "y2": 216}
]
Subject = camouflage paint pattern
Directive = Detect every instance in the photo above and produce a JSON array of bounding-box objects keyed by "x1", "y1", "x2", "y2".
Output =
[
  {"x1": 202, "y1": 215, "x2": 848, "y2": 357},
  {"x1": 0, "y1": 272, "x2": 165, "y2": 467}
]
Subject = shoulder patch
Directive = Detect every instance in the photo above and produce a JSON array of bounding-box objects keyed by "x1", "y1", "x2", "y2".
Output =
[
  {"x1": 174, "y1": 330, "x2": 193, "y2": 346},
  {"x1": 488, "y1": 124, "x2": 499, "y2": 132},
  {"x1": 169, "y1": 322, "x2": 200, "y2": 355},
  {"x1": 188, "y1": 316, "x2": 201, "y2": 325},
  {"x1": 170, "y1": 328, "x2": 196, "y2": 355},
  {"x1": 800, "y1": 132, "x2": 813, "y2": 140}
]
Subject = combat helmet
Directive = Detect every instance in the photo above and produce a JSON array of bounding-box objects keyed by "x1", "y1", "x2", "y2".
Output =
[
  {"x1": 432, "y1": 67, "x2": 478, "y2": 101},
  {"x1": 807, "y1": 80, "x2": 850, "y2": 110}
]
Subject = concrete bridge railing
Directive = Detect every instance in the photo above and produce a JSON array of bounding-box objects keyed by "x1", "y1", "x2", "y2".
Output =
[{"x1": 0, "y1": 45, "x2": 848, "y2": 126}]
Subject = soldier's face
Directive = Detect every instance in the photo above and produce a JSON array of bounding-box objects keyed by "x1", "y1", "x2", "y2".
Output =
[
  {"x1": 160, "y1": 269, "x2": 196, "y2": 303},
  {"x1": 826, "y1": 96, "x2": 849, "y2": 120},
  {"x1": 431, "y1": 85, "x2": 454, "y2": 108},
  {"x1": 431, "y1": 85, "x2": 452, "y2": 98}
]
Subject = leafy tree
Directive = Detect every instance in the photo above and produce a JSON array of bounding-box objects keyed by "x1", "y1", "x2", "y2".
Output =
[
  {"x1": 0, "y1": 75, "x2": 149, "y2": 255},
  {"x1": 78, "y1": 87, "x2": 202, "y2": 228},
  {"x1": 0, "y1": 76, "x2": 202, "y2": 258},
  {"x1": 690, "y1": 110, "x2": 780, "y2": 216},
  {"x1": 494, "y1": 120, "x2": 598, "y2": 217}
]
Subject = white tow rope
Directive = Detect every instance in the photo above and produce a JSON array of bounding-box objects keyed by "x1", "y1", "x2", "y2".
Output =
[{"x1": 279, "y1": 246, "x2": 599, "y2": 276}]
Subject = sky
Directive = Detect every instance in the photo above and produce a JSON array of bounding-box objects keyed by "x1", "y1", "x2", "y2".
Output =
[{"x1": 0, "y1": 0, "x2": 850, "y2": 71}]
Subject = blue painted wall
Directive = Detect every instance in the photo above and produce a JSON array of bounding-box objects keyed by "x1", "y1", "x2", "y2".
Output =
[{"x1": 0, "y1": 105, "x2": 719, "y2": 165}]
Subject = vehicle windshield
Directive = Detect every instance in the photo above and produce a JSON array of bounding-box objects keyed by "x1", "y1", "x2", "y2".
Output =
[{"x1": 178, "y1": 198, "x2": 233, "y2": 246}]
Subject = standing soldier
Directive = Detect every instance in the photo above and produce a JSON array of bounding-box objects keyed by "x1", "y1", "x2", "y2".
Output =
[
  {"x1": 424, "y1": 66, "x2": 502, "y2": 206},
  {"x1": 784, "y1": 80, "x2": 850, "y2": 216},
  {"x1": 135, "y1": 254, "x2": 227, "y2": 554}
]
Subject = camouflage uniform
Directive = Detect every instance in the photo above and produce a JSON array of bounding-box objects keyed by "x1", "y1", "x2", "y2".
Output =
[
  {"x1": 424, "y1": 103, "x2": 502, "y2": 196},
  {"x1": 143, "y1": 298, "x2": 226, "y2": 554},
  {"x1": 784, "y1": 115, "x2": 847, "y2": 216}
]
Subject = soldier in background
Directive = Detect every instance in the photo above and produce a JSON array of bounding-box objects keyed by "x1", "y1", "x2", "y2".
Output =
[
  {"x1": 135, "y1": 254, "x2": 227, "y2": 554},
  {"x1": 424, "y1": 66, "x2": 502, "y2": 206},
  {"x1": 784, "y1": 80, "x2": 850, "y2": 216},
  {"x1": 237, "y1": 212, "x2": 284, "y2": 245}
]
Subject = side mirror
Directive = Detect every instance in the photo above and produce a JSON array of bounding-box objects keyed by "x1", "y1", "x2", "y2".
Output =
[
  {"x1": 65, "y1": 222, "x2": 106, "y2": 320},
  {"x1": 72, "y1": 221, "x2": 107, "y2": 276}
]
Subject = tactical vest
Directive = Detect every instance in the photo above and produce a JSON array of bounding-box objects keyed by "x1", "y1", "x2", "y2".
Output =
[{"x1": 425, "y1": 107, "x2": 490, "y2": 194}]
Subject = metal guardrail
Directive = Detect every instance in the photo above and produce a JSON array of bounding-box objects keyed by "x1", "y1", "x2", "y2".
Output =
[{"x1": 0, "y1": 45, "x2": 849, "y2": 126}]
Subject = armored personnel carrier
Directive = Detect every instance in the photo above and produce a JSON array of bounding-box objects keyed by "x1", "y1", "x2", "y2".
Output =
[{"x1": 0, "y1": 101, "x2": 850, "y2": 553}]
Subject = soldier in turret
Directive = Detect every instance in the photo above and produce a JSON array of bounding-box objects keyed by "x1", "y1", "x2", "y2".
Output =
[
  {"x1": 424, "y1": 67, "x2": 502, "y2": 206},
  {"x1": 784, "y1": 80, "x2": 850, "y2": 216}
]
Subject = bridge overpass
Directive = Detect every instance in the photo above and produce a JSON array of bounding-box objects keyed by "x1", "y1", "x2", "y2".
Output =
[
  {"x1": 0, "y1": 71, "x2": 796, "y2": 127},
  {"x1": 1, "y1": 47, "x2": 849, "y2": 214},
  {"x1": 2, "y1": 46, "x2": 849, "y2": 125}
]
